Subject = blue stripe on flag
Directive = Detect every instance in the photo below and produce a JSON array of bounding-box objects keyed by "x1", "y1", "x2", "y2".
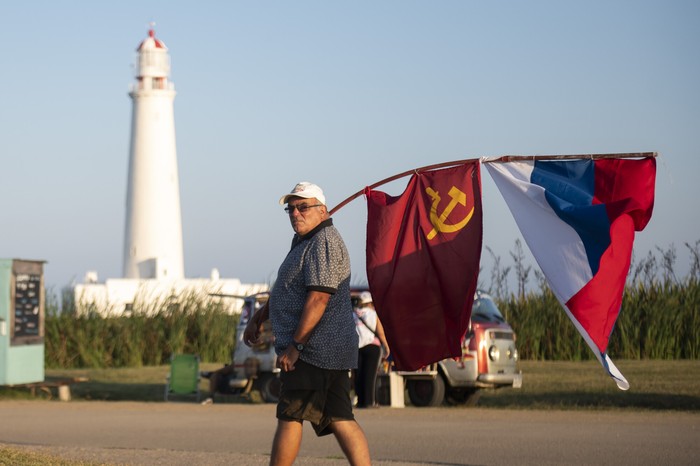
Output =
[{"x1": 531, "y1": 160, "x2": 611, "y2": 275}]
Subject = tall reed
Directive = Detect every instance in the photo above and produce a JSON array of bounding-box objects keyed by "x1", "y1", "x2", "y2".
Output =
[
  {"x1": 45, "y1": 292, "x2": 238, "y2": 369},
  {"x1": 488, "y1": 241, "x2": 699, "y2": 361},
  {"x1": 44, "y1": 241, "x2": 699, "y2": 367}
]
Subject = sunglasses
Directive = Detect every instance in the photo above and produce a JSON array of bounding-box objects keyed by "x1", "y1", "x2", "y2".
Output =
[{"x1": 284, "y1": 203, "x2": 323, "y2": 215}]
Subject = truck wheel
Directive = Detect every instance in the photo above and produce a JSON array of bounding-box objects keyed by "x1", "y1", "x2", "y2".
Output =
[
  {"x1": 407, "y1": 376, "x2": 445, "y2": 407},
  {"x1": 445, "y1": 388, "x2": 481, "y2": 407},
  {"x1": 255, "y1": 373, "x2": 281, "y2": 403}
]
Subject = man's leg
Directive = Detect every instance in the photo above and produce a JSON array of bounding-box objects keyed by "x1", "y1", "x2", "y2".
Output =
[
  {"x1": 270, "y1": 419, "x2": 303, "y2": 466},
  {"x1": 328, "y1": 419, "x2": 371, "y2": 466}
]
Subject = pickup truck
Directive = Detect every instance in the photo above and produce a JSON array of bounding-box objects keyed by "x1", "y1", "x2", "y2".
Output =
[{"x1": 369, "y1": 289, "x2": 523, "y2": 407}]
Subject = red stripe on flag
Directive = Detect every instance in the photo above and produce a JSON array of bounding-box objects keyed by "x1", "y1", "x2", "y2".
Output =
[
  {"x1": 594, "y1": 158, "x2": 656, "y2": 230},
  {"x1": 568, "y1": 157, "x2": 656, "y2": 354},
  {"x1": 566, "y1": 215, "x2": 635, "y2": 353}
]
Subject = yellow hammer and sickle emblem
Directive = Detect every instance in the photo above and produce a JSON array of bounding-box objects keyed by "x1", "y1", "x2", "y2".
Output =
[{"x1": 425, "y1": 185, "x2": 474, "y2": 240}]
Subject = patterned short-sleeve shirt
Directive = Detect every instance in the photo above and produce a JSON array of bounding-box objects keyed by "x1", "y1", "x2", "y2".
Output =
[{"x1": 269, "y1": 219, "x2": 358, "y2": 370}]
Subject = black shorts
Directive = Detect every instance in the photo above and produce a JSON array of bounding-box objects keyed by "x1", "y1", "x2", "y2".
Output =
[{"x1": 276, "y1": 359, "x2": 355, "y2": 436}]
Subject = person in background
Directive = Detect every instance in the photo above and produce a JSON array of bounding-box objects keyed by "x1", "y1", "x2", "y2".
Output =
[
  {"x1": 243, "y1": 181, "x2": 371, "y2": 466},
  {"x1": 353, "y1": 291, "x2": 390, "y2": 408},
  {"x1": 200, "y1": 363, "x2": 234, "y2": 403}
]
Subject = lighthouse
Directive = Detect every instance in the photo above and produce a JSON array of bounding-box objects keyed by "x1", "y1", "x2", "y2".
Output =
[
  {"x1": 73, "y1": 26, "x2": 268, "y2": 316},
  {"x1": 122, "y1": 27, "x2": 184, "y2": 280}
]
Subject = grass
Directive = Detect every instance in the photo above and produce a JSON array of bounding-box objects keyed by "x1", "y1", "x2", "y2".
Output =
[
  {"x1": 0, "y1": 445, "x2": 101, "y2": 466},
  {"x1": 0, "y1": 362, "x2": 222, "y2": 402},
  {"x1": 477, "y1": 359, "x2": 700, "y2": 411},
  {"x1": 1, "y1": 360, "x2": 698, "y2": 411}
]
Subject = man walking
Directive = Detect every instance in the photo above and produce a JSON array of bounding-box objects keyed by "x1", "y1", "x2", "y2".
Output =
[{"x1": 244, "y1": 181, "x2": 371, "y2": 466}]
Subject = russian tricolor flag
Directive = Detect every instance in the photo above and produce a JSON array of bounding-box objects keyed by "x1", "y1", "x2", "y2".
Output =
[{"x1": 485, "y1": 156, "x2": 656, "y2": 389}]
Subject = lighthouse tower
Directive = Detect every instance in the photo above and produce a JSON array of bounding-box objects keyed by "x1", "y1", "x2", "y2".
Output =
[
  {"x1": 73, "y1": 26, "x2": 269, "y2": 316},
  {"x1": 122, "y1": 27, "x2": 184, "y2": 280}
]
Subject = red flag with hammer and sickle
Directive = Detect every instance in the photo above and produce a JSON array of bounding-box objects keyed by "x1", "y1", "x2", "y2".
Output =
[{"x1": 366, "y1": 161, "x2": 483, "y2": 371}]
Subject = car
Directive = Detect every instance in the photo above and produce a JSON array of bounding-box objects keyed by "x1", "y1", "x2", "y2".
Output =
[{"x1": 354, "y1": 289, "x2": 522, "y2": 407}]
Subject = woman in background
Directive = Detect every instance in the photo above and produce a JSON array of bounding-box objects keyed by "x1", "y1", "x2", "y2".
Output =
[{"x1": 353, "y1": 291, "x2": 390, "y2": 408}]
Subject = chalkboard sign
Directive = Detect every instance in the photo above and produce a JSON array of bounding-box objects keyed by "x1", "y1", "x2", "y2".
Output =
[
  {"x1": 14, "y1": 273, "x2": 41, "y2": 337},
  {"x1": 11, "y1": 260, "x2": 44, "y2": 345}
]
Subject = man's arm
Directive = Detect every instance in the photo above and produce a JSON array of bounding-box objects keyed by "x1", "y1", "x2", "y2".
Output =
[
  {"x1": 243, "y1": 301, "x2": 270, "y2": 347},
  {"x1": 277, "y1": 290, "x2": 330, "y2": 371}
]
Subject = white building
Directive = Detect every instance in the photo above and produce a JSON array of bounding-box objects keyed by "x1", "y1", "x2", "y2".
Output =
[
  {"x1": 74, "y1": 27, "x2": 267, "y2": 315},
  {"x1": 74, "y1": 269, "x2": 268, "y2": 316}
]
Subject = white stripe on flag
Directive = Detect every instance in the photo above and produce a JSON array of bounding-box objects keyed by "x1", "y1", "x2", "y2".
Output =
[{"x1": 485, "y1": 161, "x2": 592, "y2": 303}]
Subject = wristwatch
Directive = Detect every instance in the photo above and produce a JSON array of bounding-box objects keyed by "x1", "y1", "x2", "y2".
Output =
[{"x1": 293, "y1": 340, "x2": 305, "y2": 352}]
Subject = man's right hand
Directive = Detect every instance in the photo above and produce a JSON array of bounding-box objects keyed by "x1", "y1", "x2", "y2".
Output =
[
  {"x1": 243, "y1": 318, "x2": 262, "y2": 347},
  {"x1": 243, "y1": 301, "x2": 270, "y2": 347}
]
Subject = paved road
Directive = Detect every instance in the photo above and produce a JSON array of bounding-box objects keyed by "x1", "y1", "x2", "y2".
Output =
[{"x1": 1, "y1": 401, "x2": 698, "y2": 465}]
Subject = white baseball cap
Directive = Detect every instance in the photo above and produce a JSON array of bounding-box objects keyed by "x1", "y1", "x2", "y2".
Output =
[
  {"x1": 279, "y1": 181, "x2": 326, "y2": 206},
  {"x1": 359, "y1": 291, "x2": 373, "y2": 305}
]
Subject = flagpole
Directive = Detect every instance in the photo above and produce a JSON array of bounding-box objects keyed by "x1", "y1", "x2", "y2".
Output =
[
  {"x1": 482, "y1": 151, "x2": 657, "y2": 163},
  {"x1": 329, "y1": 152, "x2": 657, "y2": 215},
  {"x1": 329, "y1": 158, "x2": 478, "y2": 215}
]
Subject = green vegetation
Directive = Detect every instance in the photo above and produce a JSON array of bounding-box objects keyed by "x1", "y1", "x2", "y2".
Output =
[
  {"x1": 1, "y1": 360, "x2": 697, "y2": 411},
  {"x1": 487, "y1": 240, "x2": 700, "y2": 361},
  {"x1": 45, "y1": 293, "x2": 239, "y2": 368},
  {"x1": 0, "y1": 446, "x2": 104, "y2": 466},
  {"x1": 0, "y1": 445, "x2": 101, "y2": 466},
  {"x1": 0, "y1": 362, "x2": 220, "y2": 402},
  {"x1": 497, "y1": 280, "x2": 700, "y2": 361},
  {"x1": 478, "y1": 359, "x2": 700, "y2": 411},
  {"x1": 44, "y1": 241, "x2": 699, "y2": 368}
]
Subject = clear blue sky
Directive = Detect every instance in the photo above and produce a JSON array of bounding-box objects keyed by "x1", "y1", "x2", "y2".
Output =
[{"x1": 1, "y1": 1, "x2": 698, "y2": 293}]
